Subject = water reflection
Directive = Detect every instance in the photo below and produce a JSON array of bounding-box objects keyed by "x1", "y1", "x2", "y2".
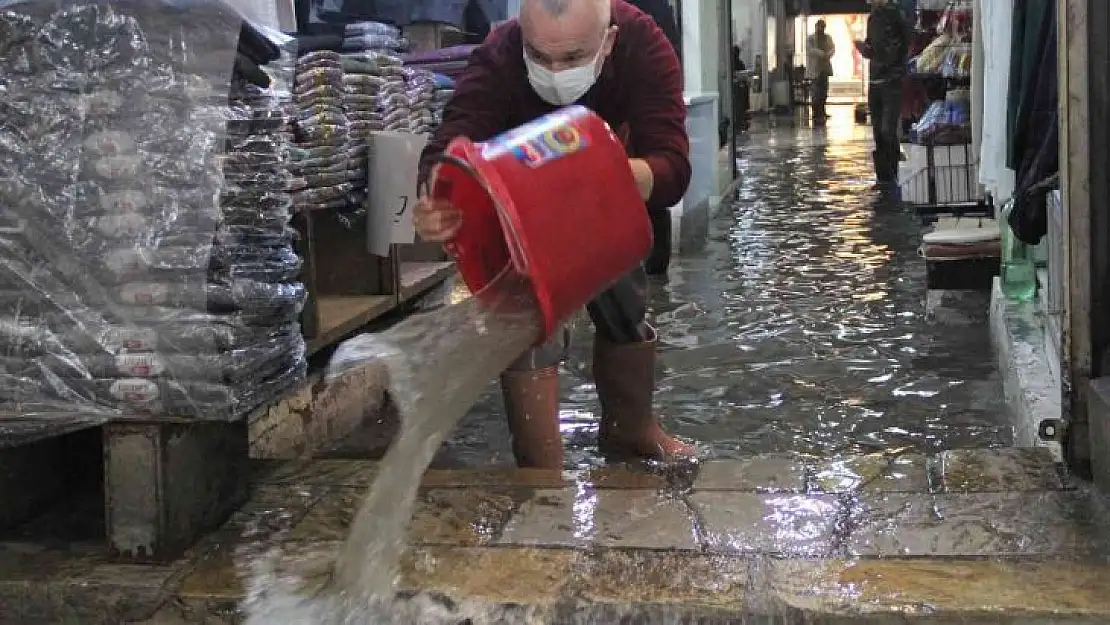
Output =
[{"x1": 438, "y1": 119, "x2": 1005, "y2": 468}]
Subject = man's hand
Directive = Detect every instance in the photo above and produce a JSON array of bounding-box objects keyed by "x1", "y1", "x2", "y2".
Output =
[
  {"x1": 629, "y1": 158, "x2": 655, "y2": 201},
  {"x1": 413, "y1": 196, "x2": 462, "y2": 242}
]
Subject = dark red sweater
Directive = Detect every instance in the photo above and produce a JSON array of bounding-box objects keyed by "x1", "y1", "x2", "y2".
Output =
[{"x1": 419, "y1": 0, "x2": 690, "y2": 212}]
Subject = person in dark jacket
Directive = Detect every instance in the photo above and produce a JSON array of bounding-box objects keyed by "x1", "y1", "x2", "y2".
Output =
[
  {"x1": 625, "y1": 0, "x2": 681, "y2": 277},
  {"x1": 855, "y1": 0, "x2": 909, "y2": 190},
  {"x1": 413, "y1": 0, "x2": 696, "y2": 469},
  {"x1": 732, "y1": 44, "x2": 750, "y2": 131}
]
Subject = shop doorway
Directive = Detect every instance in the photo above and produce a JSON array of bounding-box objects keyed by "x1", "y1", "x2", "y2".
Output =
[{"x1": 796, "y1": 13, "x2": 869, "y2": 105}]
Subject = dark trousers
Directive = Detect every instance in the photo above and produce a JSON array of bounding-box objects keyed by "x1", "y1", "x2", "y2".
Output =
[
  {"x1": 868, "y1": 78, "x2": 904, "y2": 183},
  {"x1": 732, "y1": 83, "x2": 751, "y2": 130},
  {"x1": 811, "y1": 74, "x2": 830, "y2": 118},
  {"x1": 507, "y1": 266, "x2": 650, "y2": 371}
]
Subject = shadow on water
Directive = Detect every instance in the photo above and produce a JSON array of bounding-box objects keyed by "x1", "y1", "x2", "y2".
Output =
[{"x1": 437, "y1": 123, "x2": 1007, "y2": 469}]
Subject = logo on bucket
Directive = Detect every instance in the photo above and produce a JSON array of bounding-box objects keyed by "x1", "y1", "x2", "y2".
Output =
[{"x1": 486, "y1": 113, "x2": 591, "y2": 168}]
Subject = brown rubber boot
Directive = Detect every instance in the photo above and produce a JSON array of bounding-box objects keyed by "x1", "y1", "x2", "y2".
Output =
[
  {"x1": 593, "y1": 328, "x2": 696, "y2": 460},
  {"x1": 500, "y1": 367, "x2": 564, "y2": 469}
]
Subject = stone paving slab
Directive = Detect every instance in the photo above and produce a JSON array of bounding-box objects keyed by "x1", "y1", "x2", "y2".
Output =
[
  {"x1": 497, "y1": 488, "x2": 699, "y2": 550},
  {"x1": 4, "y1": 448, "x2": 1110, "y2": 624},
  {"x1": 157, "y1": 543, "x2": 1110, "y2": 624}
]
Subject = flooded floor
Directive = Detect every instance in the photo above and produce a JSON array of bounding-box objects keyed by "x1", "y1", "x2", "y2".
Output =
[{"x1": 434, "y1": 108, "x2": 1007, "y2": 468}]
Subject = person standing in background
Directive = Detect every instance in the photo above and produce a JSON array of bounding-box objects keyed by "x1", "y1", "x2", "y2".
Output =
[
  {"x1": 806, "y1": 19, "x2": 835, "y2": 125},
  {"x1": 732, "y1": 44, "x2": 751, "y2": 132},
  {"x1": 855, "y1": 0, "x2": 909, "y2": 190},
  {"x1": 625, "y1": 0, "x2": 680, "y2": 277}
]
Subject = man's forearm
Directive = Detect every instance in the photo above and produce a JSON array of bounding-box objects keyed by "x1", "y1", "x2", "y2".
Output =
[{"x1": 629, "y1": 158, "x2": 655, "y2": 200}]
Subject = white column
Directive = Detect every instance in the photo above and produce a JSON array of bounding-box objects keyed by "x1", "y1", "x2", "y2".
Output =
[{"x1": 681, "y1": 0, "x2": 720, "y2": 94}]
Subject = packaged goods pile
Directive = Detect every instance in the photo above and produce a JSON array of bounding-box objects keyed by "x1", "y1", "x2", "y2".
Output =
[
  {"x1": 402, "y1": 66, "x2": 439, "y2": 134},
  {"x1": 340, "y1": 22, "x2": 408, "y2": 197},
  {"x1": 401, "y1": 44, "x2": 478, "y2": 80},
  {"x1": 430, "y1": 73, "x2": 456, "y2": 129},
  {"x1": 292, "y1": 50, "x2": 355, "y2": 214},
  {"x1": 0, "y1": 0, "x2": 306, "y2": 420}
]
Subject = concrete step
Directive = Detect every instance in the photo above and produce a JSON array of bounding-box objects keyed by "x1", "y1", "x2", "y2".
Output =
[{"x1": 4, "y1": 447, "x2": 1110, "y2": 624}]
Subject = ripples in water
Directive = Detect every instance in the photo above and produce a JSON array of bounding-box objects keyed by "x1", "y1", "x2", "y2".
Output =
[{"x1": 435, "y1": 133, "x2": 1006, "y2": 468}]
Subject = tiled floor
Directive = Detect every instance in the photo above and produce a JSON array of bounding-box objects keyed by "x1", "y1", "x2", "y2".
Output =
[{"x1": 5, "y1": 447, "x2": 1110, "y2": 624}]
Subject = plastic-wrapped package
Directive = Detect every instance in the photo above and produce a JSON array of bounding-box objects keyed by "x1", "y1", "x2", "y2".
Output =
[
  {"x1": 292, "y1": 49, "x2": 351, "y2": 214},
  {"x1": 910, "y1": 99, "x2": 972, "y2": 145},
  {"x1": 344, "y1": 21, "x2": 400, "y2": 38},
  {"x1": 335, "y1": 31, "x2": 409, "y2": 210},
  {"x1": 0, "y1": 0, "x2": 307, "y2": 422},
  {"x1": 342, "y1": 33, "x2": 405, "y2": 53}
]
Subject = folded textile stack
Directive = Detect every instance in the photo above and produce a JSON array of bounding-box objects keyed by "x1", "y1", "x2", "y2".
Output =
[
  {"x1": 403, "y1": 67, "x2": 438, "y2": 135},
  {"x1": 343, "y1": 20, "x2": 408, "y2": 53},
  {"x1": 341, "y1": 22, "x2": 408, "y2": 195},
  {"x1": 291, "y1": 50, "x2": 353, "y2": 214},
  {"x1": 0, "y1": 0, "x2": 306, "y2": 419},
  {"x1": 430, "y1": 72, "x2": 456, "y2": 131},
  {"x1": 401, "y1": 44, "x2": 478, "y2": 80}
]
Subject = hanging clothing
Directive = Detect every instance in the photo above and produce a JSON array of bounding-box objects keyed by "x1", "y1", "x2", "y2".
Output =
[
  {"x1": 1006, "y1": 0, "x2": 1054, "y2": 170},
  {"x1": 1006, "y1": 0, "x2": 1058, "y2": 245},
  {"x1": 977, "y1": 0, "x2": 1015, "y2": 198}
]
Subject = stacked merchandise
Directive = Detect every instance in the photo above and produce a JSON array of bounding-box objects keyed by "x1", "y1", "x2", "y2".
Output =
[
  {"x1": 431, "y1": 73, "x2": 456, "y2": 130},
  {"x1": 401, "y1": 44, "x2": 478, "y2": 80},
  {"x1": 0, "y1": 0, "x2": 306, "y2": 419},
  {"x1": 909, "y1": 91, "x2": 971, "y2": 144},
  {"x1": 340, "y1": 22, "x2": 408, "y2": 196},
  {"x1": 343, "y1": 20, "x2": 408, "y2": 52},
  {"x1": 291, "y1": 50, "x2": 353, "y2": 215},
  {"x1": 403, "y1": 67, "x2": 438, "y2": 134}
]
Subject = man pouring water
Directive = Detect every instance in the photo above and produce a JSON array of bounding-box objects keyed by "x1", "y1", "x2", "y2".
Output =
[{"x1": 413, "y1": 0, "x2": 695, "y2": 468}]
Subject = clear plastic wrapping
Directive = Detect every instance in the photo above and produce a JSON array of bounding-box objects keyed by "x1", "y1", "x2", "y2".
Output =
[
  {"x1": 291, "y1": 49, "x2": 358, "y2": 218},
  {"x1": 0, "y1": 0, "x2": 307, "y2": 422},
  {"x1": 333, "y1": 27, "x2": 407, "y2": 223}
]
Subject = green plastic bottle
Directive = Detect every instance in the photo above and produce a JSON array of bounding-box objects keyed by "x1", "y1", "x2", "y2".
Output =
[{"x1": 1000, "y1": 199, "x2": 1037, "y2": 302}]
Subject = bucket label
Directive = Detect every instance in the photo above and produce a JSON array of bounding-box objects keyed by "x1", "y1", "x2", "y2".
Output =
[{"x1": 486, "y1": 113, "x2": 590, "y2": 168}]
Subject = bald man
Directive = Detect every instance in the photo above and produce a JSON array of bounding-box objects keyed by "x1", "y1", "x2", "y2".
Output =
[{"x1": 413, "y1": 0, "x2": 694, "y2": 469}]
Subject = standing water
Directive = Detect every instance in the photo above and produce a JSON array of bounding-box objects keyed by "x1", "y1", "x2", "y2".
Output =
[{"x1": 242, "y1": 269, "x2": 545, "y2": 623}]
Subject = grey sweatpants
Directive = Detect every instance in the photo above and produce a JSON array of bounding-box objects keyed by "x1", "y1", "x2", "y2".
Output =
[{"x1": 506, "y1": 265, "x2": 651, "y2": 371}]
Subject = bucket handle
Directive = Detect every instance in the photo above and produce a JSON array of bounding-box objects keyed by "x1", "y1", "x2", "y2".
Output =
[{"x1": 422, "y1": 152, "x2": 530, "y2": 274}]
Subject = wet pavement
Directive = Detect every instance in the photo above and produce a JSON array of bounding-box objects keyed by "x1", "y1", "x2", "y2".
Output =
[
  {"x1": 437, "y1": 109, "x2": 1008, "y2": 468},
  {"x1": 1, "y1": 110, "x2": 1080, "y2": 624},
  {"x1": 6, "y1": 448, "x2": 1110, "y2": 624}
]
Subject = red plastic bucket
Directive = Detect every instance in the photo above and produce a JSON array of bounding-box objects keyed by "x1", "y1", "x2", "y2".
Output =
[{"x1": 431, "y1": 106, "x2": 652, "y2": 342}]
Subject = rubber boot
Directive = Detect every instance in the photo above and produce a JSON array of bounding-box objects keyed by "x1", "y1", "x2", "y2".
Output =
[
  {"x1": 871, "y1": 149, "x2": 893, "y2": 191},
  {"x1": 500, "y1": 367, "x2": 564, "y2": 469},
  {"x1": 593, "y1": 327, "x2": 695, "y2": 460}
]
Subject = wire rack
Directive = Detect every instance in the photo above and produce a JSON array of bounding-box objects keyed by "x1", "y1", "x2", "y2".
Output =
[{"x1": 901, "y1": 138, "x2": 992, "y2": 222}]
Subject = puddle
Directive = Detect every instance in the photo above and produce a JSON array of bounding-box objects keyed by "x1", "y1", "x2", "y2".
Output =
[{"x1": 443, "y1": 129, "x2": 1007, "y2": 468}]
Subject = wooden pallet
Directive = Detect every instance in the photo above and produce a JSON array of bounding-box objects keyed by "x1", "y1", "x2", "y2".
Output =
[{"x1": 0, "y1": 354, "x2": 393, "y2": 561}]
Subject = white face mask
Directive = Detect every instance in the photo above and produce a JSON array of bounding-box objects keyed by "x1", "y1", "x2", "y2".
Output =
[{"x1": 524, "y1": 43, "x2": 606, "y2": 106}]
